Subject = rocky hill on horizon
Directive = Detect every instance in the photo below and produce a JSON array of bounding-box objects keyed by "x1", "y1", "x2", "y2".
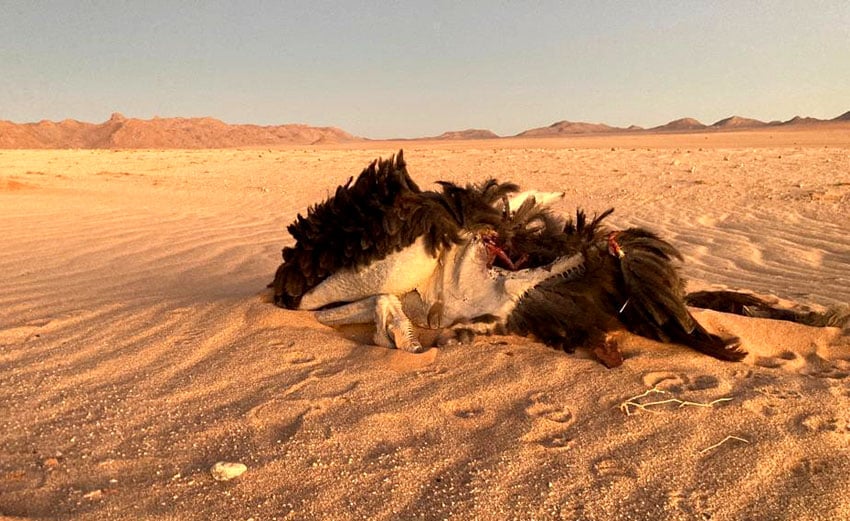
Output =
[
  {"x1": 515, "y1": 120, "x2": 623, "y2": 137},
  {"x1": 0, "y1": 113, "x2": 360, "y2": 149},
  {"x1": 2, "y1": 110, "x2": 848, "y2": 147},
  {"x1": 513, "y1": 111, "x2": 848, "y2": 138},
  {"x1": 427, "y1": 129, "x2": 501, "y2": 140}
]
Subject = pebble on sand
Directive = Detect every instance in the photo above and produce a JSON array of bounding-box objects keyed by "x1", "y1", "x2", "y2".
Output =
[{"x1": 210, "y1": 461, "x2": 248, "y2": 481}]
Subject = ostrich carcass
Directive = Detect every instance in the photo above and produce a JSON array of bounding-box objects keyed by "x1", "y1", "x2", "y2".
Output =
[{"x1": 270, "y1": 151, "x2": 796, "y2": 367}]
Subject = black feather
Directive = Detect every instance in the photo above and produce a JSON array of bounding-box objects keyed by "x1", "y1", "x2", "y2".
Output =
[
  {"x1": 508, "y1": 209, "x2": 747, "y2": 363},
  {"x1": 270, "y1": 152, "x2": 521, "y2": 309}
]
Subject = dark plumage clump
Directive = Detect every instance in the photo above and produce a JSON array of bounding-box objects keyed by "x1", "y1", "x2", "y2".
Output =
[
  {"x1": 270, "y1": 151, "x2": 520, "y2": 308},
  {"x1": 508, "y1": 209, "x2": 746, "y2": 366}
]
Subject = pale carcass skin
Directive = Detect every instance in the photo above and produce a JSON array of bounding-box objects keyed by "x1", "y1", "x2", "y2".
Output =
[{"x1": 300, "y1": 237, "x2": 584, "y2": 351}]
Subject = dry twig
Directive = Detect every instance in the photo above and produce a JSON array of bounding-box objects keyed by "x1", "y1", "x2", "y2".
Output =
[
  {"x1": 699, "y1": 435, "x2": 750, "y2": 454},
  {"x1": 619, "y1": 388, "x2": 734, "y2": 416}
]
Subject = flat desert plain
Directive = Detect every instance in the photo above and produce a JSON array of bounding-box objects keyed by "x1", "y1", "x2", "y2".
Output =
[{"x1": 2, "y1": 127, "x2": 850, "y2": 520}]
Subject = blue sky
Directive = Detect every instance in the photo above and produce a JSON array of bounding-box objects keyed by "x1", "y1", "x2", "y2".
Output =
[{"x1": 1, "y1": 1, "x2": 848, "y2": 138}]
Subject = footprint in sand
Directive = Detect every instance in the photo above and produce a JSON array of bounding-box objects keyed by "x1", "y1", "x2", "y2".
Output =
[
  {"x1": 799, "y1": 354, "x2": 849, "y2": 380},
  {"x1": 557, "y1": 501, "x2": 586, "y2": 521},
  {"x1": 451, "y1": 405, "x2": 484, "y2": 419},
  {"x1": 665, "y1": 488, "x2": 711, "y2": 520},
  {"x1": 278, "y1": 349, "x2": 316, "y2": 365},
  {"x1": 792, "y1": 413, "x2": 845, "y2": 435},
  {"x1": 591, "y1": 456, "x2": 638, "y2": 481},
  {"x1": 525, "y1": 392, "x2": 574, "y2": 424},
  {"x1": 522, "y1": 392, "x2": 575, "y2": 449},
  {"x1": 791, "y1": 458, "x2": 832, "y2": 479},
  {"x1": 641, "y1": 371, "x2": 720, "y2": 392},
  {"x1": 753, "y1": 350, "x2": 799, "y2": 369},
  {"x1": 688, "y1": 375, "x2": 720, "y2": 391},
  {"x1": 0, "y1": 467, "x2": 49, "y2": 493},
  {"x1": 535, "y1": 431, "x2": 574, "y2": 449},
  {"x1": 439, "y1": 399, "x2": 486, "y2": 420},
  {"x1": 246, "y1": 401, "x2": 309, "y2": 445}
]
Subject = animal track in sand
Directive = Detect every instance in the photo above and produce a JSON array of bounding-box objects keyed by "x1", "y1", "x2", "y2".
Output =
[
  {"x1": 591, "y1": 457, "x2": 638, "y2": 481},
  {"x1": 792, "y1": 458, "x2": 832, "y2": 479},
  {"x1": 641, "y1": 371, "x2": 720, "y2": 392},
  {"x1": 753, "y1": 386, "x2": 803, "y2": 401},
  {"x1": 665, "y1": 488, "x2": 712, "y2": 520},
  {"x1": 275, "y1": 364, "x2": 359, "y2": 402},
  {"x1": 278, "y1": 349, "x2": 317, "y2": 365},
  {"x1": 439, "y1": 399, "x2": 486, "y2": 420},
  {"x1": 451, "y1": 405, "x2": 485, "y2": 419},
  {"x1": 748, "y1": 351, "x2": 848, "y2": 380},
  {"x1": 803, "y1": 367, "x2": 849, "y2": 380},
  {"x1": 536, "y1": 431, "x2": 574, "y2": 449},
  {"x1": 556, "y1": 501, "x2": 586, "y2": 521},
  {"x1": 753, "y1": 357, "x2": 787, "y2": 369},
  {"x1": 521, "y1": 392, "x2": 575, "y2": 449},
  {"x1": 246, "y1": 401, "x2": 309, "y2": 445},
  {"x1": 742, "y1": 399, "x2": 780, "y2": 417},
  {"x1": 792, "y1": 413, "x2": 848, "y2": 437},
  {"x1": 754, "y1": 351, "x2": 799, "y2": 369},
  {"x1": 689, "y1": 375, "x2": 721, "y2": 390},
  {"x1": 525, "y1": 392, "x2": 574, "y2": 424},
  {"x1": 799, "y1": 354, "x2": 849, "y2": 380}
]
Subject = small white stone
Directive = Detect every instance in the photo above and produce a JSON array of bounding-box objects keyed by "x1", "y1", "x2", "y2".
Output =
[{"x1": 210, "y1": 461, "x2": 247, "y2": 481}]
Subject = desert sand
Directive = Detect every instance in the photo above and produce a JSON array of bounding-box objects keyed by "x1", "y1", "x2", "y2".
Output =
[{"x1": 1, "y1": 129, "x2": 849, "y2": 520}]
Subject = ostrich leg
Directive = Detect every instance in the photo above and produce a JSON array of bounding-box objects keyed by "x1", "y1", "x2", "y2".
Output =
[{"x1": 313, "y1": 295, "x2": 423, "y2": 353}]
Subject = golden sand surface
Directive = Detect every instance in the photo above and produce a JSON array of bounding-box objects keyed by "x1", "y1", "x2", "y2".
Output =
[{"x1": 1, "y1": 129, "x2": 849, "y2": 520}]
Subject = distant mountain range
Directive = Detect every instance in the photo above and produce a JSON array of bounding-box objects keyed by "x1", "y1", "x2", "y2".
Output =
[
  {"x1": 0, "y1": 113, "x2": 359, "y2": 149},
  {"x1": 0, "y1": 110, "x2": 848, "y2": 148},
  {"x1": 510, "y1": 110, "x2": 850, "y2": 138}
]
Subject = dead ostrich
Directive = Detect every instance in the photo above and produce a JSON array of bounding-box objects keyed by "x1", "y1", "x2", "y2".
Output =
[{"x1": 270, "y1": 151, "x2": 845, "y2": 367}]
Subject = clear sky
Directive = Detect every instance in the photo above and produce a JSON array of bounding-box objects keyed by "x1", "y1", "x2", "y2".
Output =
[{"x1": 1, "y1": 1, "x2": 848, "y2": 138}]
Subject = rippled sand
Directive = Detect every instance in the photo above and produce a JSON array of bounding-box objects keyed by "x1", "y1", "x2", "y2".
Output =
[{"x1": 2, "y1": 128, "x2": 849, "y2": 520}]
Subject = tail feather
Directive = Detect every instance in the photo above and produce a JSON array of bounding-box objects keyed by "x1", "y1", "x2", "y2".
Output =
[
  {"x1": 614, "y1": 229, "x2": 746, "y2": 361},
  {"x1": 509, "y1": 211, "x2": 747, "y2": 363},
  {"x1": 686, "y1": 290, "x2": 850, "y2": 329}
]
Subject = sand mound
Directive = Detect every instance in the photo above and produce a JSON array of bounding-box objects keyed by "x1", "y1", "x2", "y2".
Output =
[{"x1": 1, "y1": 137, "x2": 848, "y2": 519}]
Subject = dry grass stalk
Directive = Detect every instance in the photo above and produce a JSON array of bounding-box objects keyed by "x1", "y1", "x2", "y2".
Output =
[
  {"x1": 619, "y1": 388, "x2": 734, "y2": 416},
  {"x1": 699, "y1": 435, "x2": 750, "y2": 454}
]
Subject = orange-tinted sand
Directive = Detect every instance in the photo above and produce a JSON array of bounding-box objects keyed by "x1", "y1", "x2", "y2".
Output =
[{"x1": 1, "y1": 129, "x2": 849, "y2": 520}]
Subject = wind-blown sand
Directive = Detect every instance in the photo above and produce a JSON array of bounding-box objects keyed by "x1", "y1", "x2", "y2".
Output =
[{"x1": 1, "y1": 131, "x2": 849, "y2": 520}]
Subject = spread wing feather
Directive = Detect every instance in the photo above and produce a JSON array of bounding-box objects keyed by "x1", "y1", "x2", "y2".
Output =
[{"x1": 270, "y1": 151, "x2": 521, "y2": 308}]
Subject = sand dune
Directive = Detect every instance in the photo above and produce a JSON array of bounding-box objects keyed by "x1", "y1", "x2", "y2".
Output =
[{"x1": 1, "y1": 131, "x2": 849, "y2": 520}]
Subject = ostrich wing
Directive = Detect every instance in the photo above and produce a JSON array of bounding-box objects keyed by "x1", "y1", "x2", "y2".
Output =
[{"x1": 271, "y1": 150, "x2": 463, "y2": 309}]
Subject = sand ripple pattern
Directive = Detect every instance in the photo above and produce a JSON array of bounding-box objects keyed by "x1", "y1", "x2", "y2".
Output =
[{"x1": 1, "y1": 147, "x2": 848, "y2": 520}]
